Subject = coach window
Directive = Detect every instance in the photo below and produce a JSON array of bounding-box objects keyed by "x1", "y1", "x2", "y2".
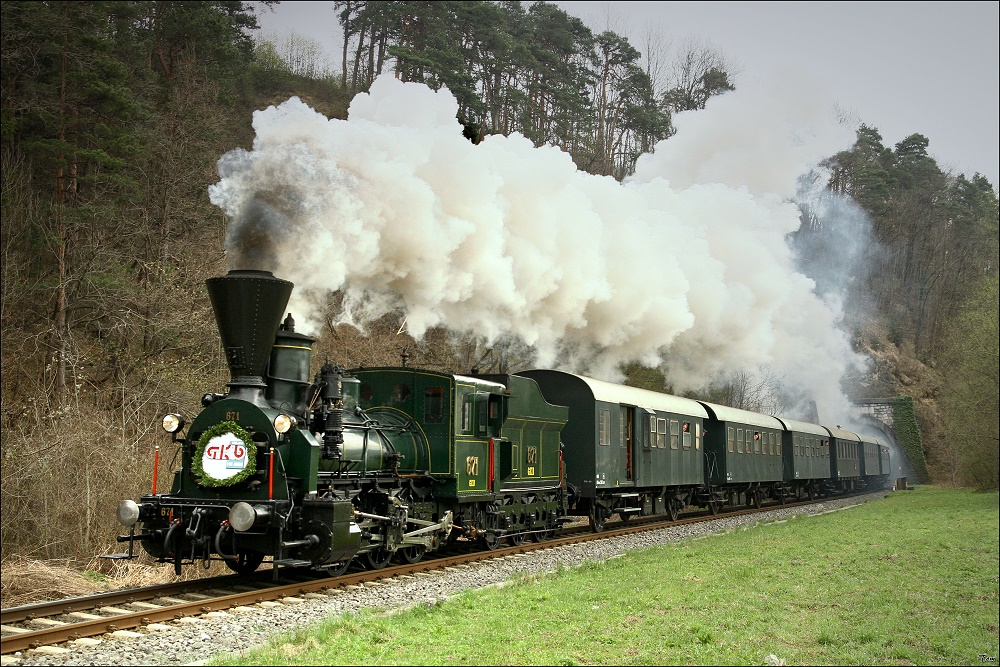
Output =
[
  {"x1": 647, "y1": 415, "x2": 656, "y2": 449},
  {"x1": 737, "y1": 428, "x2": 744, "y2": 453},
  {"x1": 728, "y1": 427, "x2": 735, "y2": 453},
  {"x1": 775, "y1": 433, "x2": 781, "y2": 456},
  {"x1": 657, "y1": 418, "x2": 666, "y2": 448},
  {"x1": 695, "y1": 422, "x2": 701, "y2": 450},
  {"x1": 670, "y1": 420, "x2": 679, "y2": 449},
  {"x1": 424, "y1": 387, "x2": 445, "y2": 424},
  {"x1": 682, "y1": 422, "x2": 692, "y2": 449},
  {"x1": 599, "y1": 410, "x2": 611, "y2": 446}
]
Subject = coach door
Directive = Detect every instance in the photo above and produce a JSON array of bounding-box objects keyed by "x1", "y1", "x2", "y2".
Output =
[{"x1": 620, "y1": 406, "x2": 634, "y2": 482}]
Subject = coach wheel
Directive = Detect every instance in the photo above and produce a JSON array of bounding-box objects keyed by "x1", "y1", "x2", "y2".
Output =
[
  {"x1": 395, "y1": 546, "x2": 425, "y2": 564},
  {"x1": 483, "y1": 531, "x2": 502, "y2": 550},
  {"x1": 364, "y1": 547, "x2": 393, "y2": 569},
  {"x1": 531, "y1": 527, "x2": 553, "y2": 543},
  {"x1": 666, "y1": 499, "x2": 679, "y2": 522},
  {"x1": 618, "y1": 511, "x2": 631, "y2": 525},
  {"x1": 779, "y1": 492, "x2": 787, "y2": 505},
  {"x1": 751, "y1": 490, "x2": 762, "y2": 509},
  {"x1": 477, "y1": 506, "x2": 503, "y2": 550},
  {"x1": 589, "y1": 507, "x2": 605, "y2": 533},
  {"x1": 707, "y1": 499, "x2": 720, "y2": 516},
  {"x1": 808, "y1": 486, "x2": 817, "y2": 501}
]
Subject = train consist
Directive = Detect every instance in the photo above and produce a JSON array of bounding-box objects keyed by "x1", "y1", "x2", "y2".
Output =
[{"x1": 113, "y1": 270, "x2": 892, "y2": 575}]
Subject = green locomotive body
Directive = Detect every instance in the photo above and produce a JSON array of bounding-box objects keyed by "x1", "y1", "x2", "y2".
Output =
[{"x1": 352, "y1": 368, "x2": 569, "y2": 547}]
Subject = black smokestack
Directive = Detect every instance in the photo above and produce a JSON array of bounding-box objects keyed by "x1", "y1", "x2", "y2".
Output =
[{"x1": 206, "y1": 270, "x2": 293, "y2": 404}]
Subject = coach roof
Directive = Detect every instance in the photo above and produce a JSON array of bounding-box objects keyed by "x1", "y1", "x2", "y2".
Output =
[
  {"x1": 697, "y1": 401, "x2": 784, "y2": 430},
  {"x1": 776, "y1": 417, "x2": 829, "y2": 437},
  {"x1": 519, "y1": 370, "x2": 708, "y2": 418}
]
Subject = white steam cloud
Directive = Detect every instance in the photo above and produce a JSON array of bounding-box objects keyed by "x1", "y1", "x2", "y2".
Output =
[{"x1": 209, "y1": 74, "x2": 868, "y2": 421}]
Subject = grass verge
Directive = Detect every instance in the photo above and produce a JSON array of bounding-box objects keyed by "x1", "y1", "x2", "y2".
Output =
[{"x1": 212, "y1": 488, "x2": 999, "y2": 665}]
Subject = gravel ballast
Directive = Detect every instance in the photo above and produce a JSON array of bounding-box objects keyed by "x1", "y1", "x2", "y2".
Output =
[{"x1": 4, "y1": 492, "x2": 889, "y2": 667}]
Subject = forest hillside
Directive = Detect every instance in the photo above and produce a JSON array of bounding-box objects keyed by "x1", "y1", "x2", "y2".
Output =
[{"x1": 1, "y1": 1, "x2": 997, "y2": 571}]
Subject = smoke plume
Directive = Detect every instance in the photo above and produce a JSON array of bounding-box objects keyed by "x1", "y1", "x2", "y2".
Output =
[{"x1": 208, "y1": 74, "x2": 869, "y2": 422}]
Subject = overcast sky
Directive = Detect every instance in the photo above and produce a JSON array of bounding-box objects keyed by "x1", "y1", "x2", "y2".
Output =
[{"x1": 255, "y1": 1, "x2": 999, "y2": 186}]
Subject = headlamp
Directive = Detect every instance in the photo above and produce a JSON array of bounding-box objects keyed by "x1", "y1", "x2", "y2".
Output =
[
  {"x1": 273, "y1": 413, "x2": 296, "y2": 434},
  {"x1": 117, "y1": 499, "x2": 140, "y2": 527},
  {"x1": 162, "y1": 413, "x2": 185, "y2": 433}
]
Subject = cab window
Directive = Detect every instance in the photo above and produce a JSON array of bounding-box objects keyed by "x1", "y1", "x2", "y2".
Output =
[
  {"x1": 461, "y1": 395, "x2": 472, "y2": 433},
  {"x1": 477, "y1": 395, "x2": 488, "y2": 436},
  {"x1": 424, "y1": 387, "x2": 445, "y2": 424}
]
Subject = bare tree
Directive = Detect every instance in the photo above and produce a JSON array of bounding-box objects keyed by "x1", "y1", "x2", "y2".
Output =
[{"x1": 661, "y1": 37, "x2": 740, "y2": 113}]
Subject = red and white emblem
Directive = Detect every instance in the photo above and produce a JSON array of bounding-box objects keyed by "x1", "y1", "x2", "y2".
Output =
[{"x1": 202, "y1": 432, "x2": 248, "y2": 480}]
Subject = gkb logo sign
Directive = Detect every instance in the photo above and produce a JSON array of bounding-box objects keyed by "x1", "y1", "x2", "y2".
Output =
[{"x1": 202, "y1": 432, "x2": 248, "y2": 480}]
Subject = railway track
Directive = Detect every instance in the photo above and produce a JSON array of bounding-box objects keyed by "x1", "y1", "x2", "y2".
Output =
[{"x1": 0, "y1": 496, "x2": 835, "y2": 657}]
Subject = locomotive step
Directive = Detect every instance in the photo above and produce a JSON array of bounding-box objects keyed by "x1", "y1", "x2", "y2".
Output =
[{"x1": 272, "y1": 559, "x2": 314, "y2": 567}]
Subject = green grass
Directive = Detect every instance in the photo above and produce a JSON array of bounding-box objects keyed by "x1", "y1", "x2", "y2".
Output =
[{"x1": 212, "y1": 489, "x2": 999, "y2": 665}]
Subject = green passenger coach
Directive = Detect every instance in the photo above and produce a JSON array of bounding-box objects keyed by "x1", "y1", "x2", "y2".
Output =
[
  {"x1": 518, "y1": 370, "x2": 709, "y2": 530},
  {"x1": 698, "y1": 401, "x2": 784, "y2": 507},
  {"x1": 777, "y1": 417, "x2": 831, "y2": 500},
  {"x1": 826, "y1": 426, "x2": 862, "y2": 491}
]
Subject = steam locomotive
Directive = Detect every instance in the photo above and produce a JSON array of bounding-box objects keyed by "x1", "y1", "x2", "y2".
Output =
[{"x1": 112, "y1": 270, "x2": 891, "y2": 575}]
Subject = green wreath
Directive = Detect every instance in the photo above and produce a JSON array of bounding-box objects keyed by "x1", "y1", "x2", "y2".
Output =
[{"x1": 192, "y1": 421, "x2": 258, "y2": 488}]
